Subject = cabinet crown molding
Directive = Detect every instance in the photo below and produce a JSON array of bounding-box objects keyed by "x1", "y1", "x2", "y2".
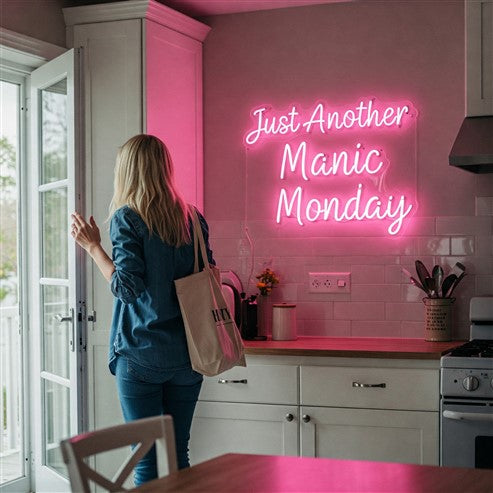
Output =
[{"x1": 63, "y1": 0, "x2": 210, "y2": 42}]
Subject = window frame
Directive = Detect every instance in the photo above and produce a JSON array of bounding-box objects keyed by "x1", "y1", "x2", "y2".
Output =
[{"x1": 0, "y1": 27, "x2": 65, "y2": 493}]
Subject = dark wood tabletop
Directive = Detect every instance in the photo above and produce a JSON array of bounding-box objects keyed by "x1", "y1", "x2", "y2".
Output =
[{"x1": 129, "y1": 453, "x2": 493, "y2": 492}]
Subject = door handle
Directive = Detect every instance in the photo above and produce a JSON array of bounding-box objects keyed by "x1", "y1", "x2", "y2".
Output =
[
  {"x1": 442, "y1": 410, "x2": 493, "y2": 422},
  {"x1": 54, "y1": 309, "x2": 75, "y2": 352}
]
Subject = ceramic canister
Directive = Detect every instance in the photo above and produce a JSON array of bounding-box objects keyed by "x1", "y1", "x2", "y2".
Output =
[{"x1": 272, "y1": 303, "x2": 297, "y2": 341}]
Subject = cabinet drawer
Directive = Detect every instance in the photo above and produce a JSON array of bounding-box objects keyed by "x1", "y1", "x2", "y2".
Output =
[
  {"x1": 199, "y1": 364, "x2": 298, "y2": 405},
  {"x1": 300, "y1": 366, "x2": 438, "y2": 411}
]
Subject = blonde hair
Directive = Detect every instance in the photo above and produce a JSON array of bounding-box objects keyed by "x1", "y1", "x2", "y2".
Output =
[{"x1": 109, "y1": 134, "x2": 190, "y2": 246}]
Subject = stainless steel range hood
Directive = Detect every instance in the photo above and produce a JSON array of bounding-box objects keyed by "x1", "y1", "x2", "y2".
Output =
[{"x1": 449, "y1": 116, "x2": 493, "y2": 173}]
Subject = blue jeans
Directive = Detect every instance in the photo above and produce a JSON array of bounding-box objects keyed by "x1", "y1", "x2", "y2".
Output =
[{"x1": 114, "y1": 356, "x2": 203, "y2": 486}]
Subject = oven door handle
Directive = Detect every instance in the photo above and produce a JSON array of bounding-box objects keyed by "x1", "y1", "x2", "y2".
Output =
[{"x1": 442, "y1": 410, "x2": 493, "y2": 422}]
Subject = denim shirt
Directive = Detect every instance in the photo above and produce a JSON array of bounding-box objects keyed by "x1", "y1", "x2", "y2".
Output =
[{"x1": 108, "y1": 205, "x2": 214, "y2": 374}]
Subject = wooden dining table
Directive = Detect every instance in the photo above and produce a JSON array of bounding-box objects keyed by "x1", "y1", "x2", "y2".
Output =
[{"x1": 129, "y1": 453, "x2": 493, "y2": 492}]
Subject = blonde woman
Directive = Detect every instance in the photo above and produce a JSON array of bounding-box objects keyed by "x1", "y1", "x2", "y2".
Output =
[{"x1": 71, "y1": 134, "x2": 214, "y2": 486}]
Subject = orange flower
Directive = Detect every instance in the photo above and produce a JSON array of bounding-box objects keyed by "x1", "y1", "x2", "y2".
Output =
[{"x1": 256, "y1": 268, "x2": 280, "y2": 296}]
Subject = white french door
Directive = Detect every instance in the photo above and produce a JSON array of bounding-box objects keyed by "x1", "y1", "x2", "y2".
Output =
[{"x1": 29, "y1": 48, "x2": 84, "y2": 492}]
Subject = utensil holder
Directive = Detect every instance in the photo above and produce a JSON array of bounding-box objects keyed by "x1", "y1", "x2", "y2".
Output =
[{"x1": 423, "y1": 298, "x2": 455, "y2": 341}]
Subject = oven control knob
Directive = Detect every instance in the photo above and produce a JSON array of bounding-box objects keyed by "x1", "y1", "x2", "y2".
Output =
[{"x1": 462, "y1": 376, "x2": 479, "y2": 391}]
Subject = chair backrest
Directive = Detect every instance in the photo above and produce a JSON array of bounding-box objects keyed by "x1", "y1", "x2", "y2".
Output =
[{"x1": 60, "y1": 415, "x2": 178, "y2": 493}]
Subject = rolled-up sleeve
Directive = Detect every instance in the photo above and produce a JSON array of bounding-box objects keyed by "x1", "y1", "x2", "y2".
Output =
[{"x1": 110, "y1": 210, "x2": 145, "y2": 304}]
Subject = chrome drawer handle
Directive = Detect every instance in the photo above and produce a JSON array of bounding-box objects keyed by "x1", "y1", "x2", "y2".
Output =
[
  {"x1": 352, "y1": 381, "x2": 386, "y2": 388},
  {"x1": 218, "y1": 379, "x2": 248, "y2": 384}
]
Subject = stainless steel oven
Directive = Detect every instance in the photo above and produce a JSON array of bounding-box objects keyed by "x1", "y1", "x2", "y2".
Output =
[
  {"x1": 440, "y1": 297, "x2": 493, "y2": 469},
  {"x1": 441, "y1": 399, "x2": 493, "y2": 468}
]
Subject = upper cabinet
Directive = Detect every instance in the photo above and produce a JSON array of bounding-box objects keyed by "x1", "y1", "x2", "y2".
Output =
[
  {"x1": 466, "y1": 0, "x2": 493, "y2": 116},
  {"x1": 63, "y1": 0, "x2": 210, "y2": 212}
]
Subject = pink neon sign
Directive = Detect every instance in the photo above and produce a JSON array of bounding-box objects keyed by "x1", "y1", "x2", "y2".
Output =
[
  {"x1": 245, "y1": 99, "x2": 413, "y2": 146},
  {"x1": 244, "y1": 98, "x2": 417, "y2": 236}
]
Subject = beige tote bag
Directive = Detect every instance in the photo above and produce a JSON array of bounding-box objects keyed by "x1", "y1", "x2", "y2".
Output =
[{"x1": 174, "y1": 210, "x2": 246, "y2": 377}]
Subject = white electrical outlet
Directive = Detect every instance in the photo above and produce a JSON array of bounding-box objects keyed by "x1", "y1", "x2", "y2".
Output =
[{"x1": 308, "y1": 272, "x2": 351, "y2": 293}]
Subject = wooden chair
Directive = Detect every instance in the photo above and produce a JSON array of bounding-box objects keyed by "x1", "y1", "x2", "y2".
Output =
[{"x1": 60, "y1": 415, "x2": 178, "y2": 492}]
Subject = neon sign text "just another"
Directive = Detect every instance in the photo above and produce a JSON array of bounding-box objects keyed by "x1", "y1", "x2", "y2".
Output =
[
  {"x1": 244, "y1": 99, "x2": 417, "y2": 235},
  {"x1": 245, "y1": 99, "x2": 411, "y2": 145}
]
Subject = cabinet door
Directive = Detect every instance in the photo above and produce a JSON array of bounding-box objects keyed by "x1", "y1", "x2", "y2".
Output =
[
  {"x1": 145, "y1": 20, "x2": 204, "y2": 209},
  {"x1": 300, "y1": 406, "x2": 438, "y2": 466},
  {"x1": 466, "y1": 0, "x2": 493, "y2": 115},
  {"x1": 189, "y1": 402, "x2": 298, "y2": 465}
]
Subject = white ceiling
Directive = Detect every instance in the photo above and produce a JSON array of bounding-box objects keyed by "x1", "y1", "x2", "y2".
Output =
[{"x1": 160, "y1": 0, "x2": 353, "y2": 17}]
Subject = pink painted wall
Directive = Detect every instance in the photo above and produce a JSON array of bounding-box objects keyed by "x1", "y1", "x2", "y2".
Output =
[{"x1": 202, "y1": 0, "x2": 493, "y2": 340}]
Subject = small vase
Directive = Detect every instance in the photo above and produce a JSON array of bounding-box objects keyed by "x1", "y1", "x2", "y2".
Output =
[
  {"x1": 256, "y1": 295, "x2": 270, "y2": 337},
  {"x1": 423, "y1": 297, "x2": 455, "y2": 341}
]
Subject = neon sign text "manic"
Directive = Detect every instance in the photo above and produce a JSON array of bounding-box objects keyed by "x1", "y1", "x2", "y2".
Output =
[
  {"x1": 280, "y1": 141, "x2": 384, "y2": 180},
  {"x1": 245, "y1": 99, "x2": 411, "y2": 146}
]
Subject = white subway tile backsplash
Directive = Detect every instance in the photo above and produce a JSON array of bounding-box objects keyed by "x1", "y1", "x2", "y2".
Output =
[
  {"x1": 351, "y1": 284, "x2": 401, "y2": 302},
  {"x1": 401, "y1": 321, "x2": 425, "y2": 338},
  {"x1": 436, "y1": 216, "x2": 492, "y2": 235},
  {"x1": 324, "y1": 320, "x2": 352, "y2": 337},
  {"x1": 334, "y1": 302, "x2": 385, "y2": 320},
  {"x1": 295, "y1": 301, "x2": 332, "y2": 320},
  {"x1": 385, "y1": 302, "x2": 423, "y2": 321},
  {"x1": 451, "y1": 237, "x2": 475, "y2": 255},
  {"x1": 476, "y1": 275, "x2": 493, "y2": 295},
  {"x1": 401, "y1": 284, "x2": 424, "y2": 302},
  {"x1": 475, "y1": 236, "x2": 493, "y2": 256},
  {"x1": 211, "y1": 210, "x2": 491, "y2": 339},
  {"x1": 405, "y1": 216, "x2": 436, "y2": 236},
  {"x1": 208, "y1": 220, "x2": 245, "y2": 238},
  {"x1": 310, "y1": 237, "x2": 417, "y2": 256},
  {"x1": 350, "y1": 265, "x2": 385, "y2": 284},
  {"x1": 351, "y1": 321, "x2": 400, "y2": 338},
  {"x1": 386, "y1": 264, "x2": 407, "y2": 284},
  {"x1": 333, "y1": 256, "x2": 400, "y2": 265},
  {"x1": 417, "y1": 237, "x2": 450, "y2": 255},
  {"x1": 475, "y1": 197, "x2": 493, "y2": 216},
  {"x1": 469, "y1": 257, "x2": 493, "y2": 274}
]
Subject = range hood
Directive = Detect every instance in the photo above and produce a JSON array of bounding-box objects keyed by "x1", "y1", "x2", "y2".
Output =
[{"x1": 449, "y1": 116, "x2": 493, "y2": 173}]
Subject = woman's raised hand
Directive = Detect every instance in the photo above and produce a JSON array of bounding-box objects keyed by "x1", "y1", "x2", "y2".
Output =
[{"x1": 71, "y1": 212, "x2": 101, "y2": 253}]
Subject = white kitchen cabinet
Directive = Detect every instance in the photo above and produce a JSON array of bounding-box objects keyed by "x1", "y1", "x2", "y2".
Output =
[
  {"x1": 190, "y1": 402, "x2": 299, "y2": 464},
  {"x1": 300, "y1": 406, "x2": 438, "y2": 464},
  {"x1": 191, "y1": 355, "x2": 440, "y2": 466},
  {"x1": 300, "y1": 365, "x2": 439, "y2": 464},
  {"x1": 60, "y1": 0, "x2": 209, "y2": 477},
  {"x1": 189, "y1": 362, "x2": 299, "y2": 464},
  {"x1": 466, "y1": 0, "x2": 493, "y2": 115}
]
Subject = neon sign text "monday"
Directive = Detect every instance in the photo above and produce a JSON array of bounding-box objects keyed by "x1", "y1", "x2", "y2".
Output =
[{"x1": 244, "y1": 99, "x2": 417, "y2": 235}]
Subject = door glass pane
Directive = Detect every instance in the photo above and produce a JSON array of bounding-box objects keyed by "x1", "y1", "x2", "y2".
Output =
[
  {"x1": 43, "y1": 379, "x2": 69, "y2": 474},
  {"x1": 0, "y1": 80, "x2": 24, "y2": 485},
  {"x1": 42, "y1": 285, "x2": 69, "y2": 378},
  {"x1": 41, "y1": 188, "x2": 68, "y2": 279},
  {"x1": 41, "y1": 79, "x2": 67, "y2": 184}
]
